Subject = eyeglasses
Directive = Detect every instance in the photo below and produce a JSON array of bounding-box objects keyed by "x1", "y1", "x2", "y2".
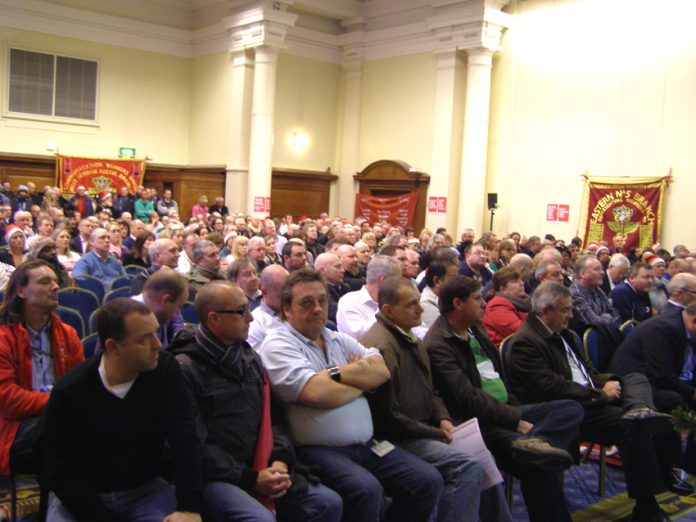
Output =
[
  {"x1": 297, "y1": 297, "x2": 328, "y2": 310},
  {"x1": 213, "y1": 305, "x2": 249, "y2": 316}
]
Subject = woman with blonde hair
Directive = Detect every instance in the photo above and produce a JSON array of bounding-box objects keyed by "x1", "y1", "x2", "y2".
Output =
[
  {"x1": 225, "y1": 235, "x2": 249, "y2": 264},
  {"x1": 107, "y1": 222, "x2": 126, "y2": 260},
  {"x1": 52, "y1": 228, "x2": 81, "y2": 273}
]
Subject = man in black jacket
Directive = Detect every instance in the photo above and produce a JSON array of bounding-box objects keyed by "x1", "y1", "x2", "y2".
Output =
[
  {"x1": 44, "y1": 298, "x2": 204, "y2": 522},
  {"x1": 424, "y1": 275, "x2": 581, "y2": 522},
  {"x1": 314, "y1": 253, "x2": 348, "y2": 324},
  {"x1": 508, "y1": 282, "x2": 686, "y2": 522},
  {"x1": 169, "y1": 281, "x2": 341, "y2": 522}
]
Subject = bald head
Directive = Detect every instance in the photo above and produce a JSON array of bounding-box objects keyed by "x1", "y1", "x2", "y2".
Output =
[
  {"x1": 667, "y1": 273, "x2": 696, "y2": 307},
  {"x1": 315, "y1": 253, "x2": 345, "y2": 285},
  {"x1": 259, "y1": 264, "x2": 289, "y2": 313},
  {"x1": 510, "y1": 253, "x2": 534, "y2": 281}
]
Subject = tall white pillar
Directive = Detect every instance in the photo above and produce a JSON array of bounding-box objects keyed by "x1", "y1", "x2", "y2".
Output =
[
  {"x1": 226, "y1": 50, "x2": 254, "y2": 214},
  {"x1": 458, "y1": 48, "x2": 494, "y2": 235},
  {"x1": 338, "y1": 61, "x2": 363, "y2": 219},
  {"x1": 247, "y1": 45, "x2": 279, "y2": 218},
  {"x1": 428, "y1": 48, "x2": 460, "y2": 233}
]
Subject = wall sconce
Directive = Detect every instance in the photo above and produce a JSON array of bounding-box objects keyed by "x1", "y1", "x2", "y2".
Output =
[{"x1": 289, "y1": 131, "x2": 309, "y2": 153}]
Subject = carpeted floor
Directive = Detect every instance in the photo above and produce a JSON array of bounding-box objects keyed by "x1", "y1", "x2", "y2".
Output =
[
  {"x1": 4, "y1": 463, "x2": 696, "y2": 521},
  {"x1": 510, "y1": 460, "x2": 696, "y2": 521}
]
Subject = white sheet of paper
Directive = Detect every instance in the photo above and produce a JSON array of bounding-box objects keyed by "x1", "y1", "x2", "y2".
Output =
[{"x1": 450, "y1": 417, "x2": 504, "y2": 490}]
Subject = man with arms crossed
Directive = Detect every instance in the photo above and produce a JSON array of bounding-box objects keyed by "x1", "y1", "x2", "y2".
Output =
[{"x1": 260, "y1": 268, "x2": 443, "y2": 522}]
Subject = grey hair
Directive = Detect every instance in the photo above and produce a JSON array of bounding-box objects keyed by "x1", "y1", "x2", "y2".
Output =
[
  {"x1": 608, "y1": 254, "x2": 630, "y2": 269},
  {"x1": 535, "y1": 259, "x2": 562, "y2": 279},
  {"x1": 192, "y1": 240, "x2": 216, "y2": 262},
  {"x1": 148, "y1": 238, "x2": 173, "y2": 260},
  {"x1": 667, "y1": 273, "x2": 696, "y2": 297},
  {"x1": 531, "y1": 281, "x2": 572, "y2": 314},
  {"x1": 248, "y1": 236, "x2": 265, "y2": 249},
  {"x1": 574, "y1": 254, "x2": 596, "y2": 274},
  {"x1": 366, "y1": 255, "x2": 401, "y2": 284}
]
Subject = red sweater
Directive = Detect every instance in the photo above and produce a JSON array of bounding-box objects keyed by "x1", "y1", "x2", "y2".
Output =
[
  {"x1": 0, "y1": 315, "x2": 84, "y2": 474},
  {"x1": 482, "y1": 295, "x2": 529, "y2": 347}
]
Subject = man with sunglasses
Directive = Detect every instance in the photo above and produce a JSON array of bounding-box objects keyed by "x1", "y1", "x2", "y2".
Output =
[
  {"x1": 169, "y1": 280, "x2": 342, "y2": 522},
  {"x1": 260, "y1": 268, "x2": 443, "y2": 522}
]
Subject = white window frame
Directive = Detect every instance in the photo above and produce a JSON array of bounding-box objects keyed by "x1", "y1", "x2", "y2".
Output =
[{"x1": 3, "y1": 45, "x2": 100, "y2": 128}]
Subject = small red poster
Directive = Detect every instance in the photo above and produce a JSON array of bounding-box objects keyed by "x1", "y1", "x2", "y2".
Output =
[
  {"x1": 254, "y1": 197, "x2": 266, "y2": 213},
  {"x1": 558, "y1": 204, "x2": 570, "y2": 222},
  {"x1": 428, "y1": 197, "x2": 447, "y2": 214},
  {"x1": 546, "y1": 204, "x2": 558, "y2": 222}
]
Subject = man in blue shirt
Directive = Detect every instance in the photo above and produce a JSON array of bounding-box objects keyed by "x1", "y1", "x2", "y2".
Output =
[{"x1": 72, "y1": 228, "x2": 125, "y2": 287}]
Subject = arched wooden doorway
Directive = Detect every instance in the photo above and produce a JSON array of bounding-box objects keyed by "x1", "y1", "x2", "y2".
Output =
[{"x1": 354, "y1": 160, "x2": 429, "y2": 232}]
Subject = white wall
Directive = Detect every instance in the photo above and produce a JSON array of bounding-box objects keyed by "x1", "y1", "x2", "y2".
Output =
[
  {"x1": 0, "y1": 27, "x2": 191, "y2": 164},
  {"x1": 488, "y1": 0, "x2": 696, "y2": 249}
]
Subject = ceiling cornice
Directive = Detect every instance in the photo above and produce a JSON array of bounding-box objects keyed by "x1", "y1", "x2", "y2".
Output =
[{"x1": 0, "y1": 0, "x2": 511, "y2": 62}]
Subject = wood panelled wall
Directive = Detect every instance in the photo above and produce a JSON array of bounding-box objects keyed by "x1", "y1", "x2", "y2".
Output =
[
  {"x1": 271, "y1": 168, "x2": 337, "y2": 219},
  {"x1": 0, "y1": 154, "x2": 337, "y2": 221}
]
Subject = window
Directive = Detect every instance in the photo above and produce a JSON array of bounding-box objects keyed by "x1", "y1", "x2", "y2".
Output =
[{"x1": 8, "y1": 48, "x2": 97, "y2": 121}]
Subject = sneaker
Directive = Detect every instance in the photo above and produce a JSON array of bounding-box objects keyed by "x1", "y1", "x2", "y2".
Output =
[
  {"x1": 510, "y1": 437, "x2": 573, "y2": 471},
  {"x1": 620, "y1": 407, "x2": 672, "y2": 434},
  {"x1": 666, "y1": 469, "x2": 694, "y2": 496}
]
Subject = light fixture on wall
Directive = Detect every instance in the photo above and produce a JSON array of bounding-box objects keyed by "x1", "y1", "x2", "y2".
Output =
[{"x1": 289, "y1": 131, "x2": 309, "y2": 153}]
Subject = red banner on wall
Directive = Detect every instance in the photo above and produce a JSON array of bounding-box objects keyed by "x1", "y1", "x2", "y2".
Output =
[
  {"x1": 355, "y1": 193, "x2": 418, "y2": 227},
  {"x1": 56, "y1": 155, "x2": 146, "y2": 195},
  {"x1": 579, "y1": 176, "x2": 668, "y2": 251}
]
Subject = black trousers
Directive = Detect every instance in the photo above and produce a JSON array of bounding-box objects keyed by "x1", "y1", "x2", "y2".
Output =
[
  {"x1": 9, "y1": 416, "x2": 41, "y2": 473},
  {"x1": 580, "y1": 373, "x2": 675, "y2": 498}
]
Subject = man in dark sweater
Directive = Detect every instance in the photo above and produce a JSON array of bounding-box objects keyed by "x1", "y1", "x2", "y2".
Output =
[
  {"x1": 43, "y1": 298, "x2": 204, "y2": 522},
  {"x1": 169, "y1": 281, "x2": 341, "y2": 522}
]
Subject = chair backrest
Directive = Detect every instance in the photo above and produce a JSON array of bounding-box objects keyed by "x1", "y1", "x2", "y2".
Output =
[
  {"x1": 57, "y1": 287, "x2": 100, "y2": 327},
  {"x1": 55, "y1": 306, "x2": 85, "y2": 339},
  {"x1": 619, "y1": 319, "x2": 639, "y2": 338},
  {"x1": 109, "y1": 274, "x2": 133, "y2": 291},
  {"x1": 582, "y1": 327, "x2": 601, "y2": 370},
  {"x1": 181, "y1": 301, "x2": 199, "y2": 324},
  {"x1": 81, "y1": 332, "x2": 100, "y2": 358},
  {"x1": 124, "y1": 264, "x2": 147, "y2": 277},
  {"x1": 73, "y1": 274, "x2": 105, "y2": 304},
  {"x1": 104, "y1": 287, "x2": 132, "y2": 302},
  {"x1": 88, "y1": 309, "x2": 99, "y2": 335},
  {"x1": 499, "y1": 335, "x2": 514, "y2": 385}
]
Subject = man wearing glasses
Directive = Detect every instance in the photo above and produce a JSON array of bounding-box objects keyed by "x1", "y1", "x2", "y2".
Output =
[
  {"x1": 169, "y1": 280, "x2": 342, "y2": 522},
  {"x1": 259, "y1": 268, "x2": 443, "y2": 522}
]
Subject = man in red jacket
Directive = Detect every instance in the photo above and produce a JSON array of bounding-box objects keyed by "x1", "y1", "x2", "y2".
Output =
[{"x1": 0, "y1": 259, "x2": 84, "y2": 475}]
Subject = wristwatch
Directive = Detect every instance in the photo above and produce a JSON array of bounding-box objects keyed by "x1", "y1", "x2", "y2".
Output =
[{"x1": 328, "y1": 366, "x2": 341, "y2": 383}]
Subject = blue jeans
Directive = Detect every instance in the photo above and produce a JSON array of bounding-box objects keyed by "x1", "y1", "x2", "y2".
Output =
[
  {"x1": 47, "y1": 478, "x2": 176, "y2": 522},
  {"x1": 297, "y1": 443, "x2": 443, "y2": 522},
  {"x1": 202, "y1": 480, "x2": 342, "y2": 522},
  {"x1": 396, "y1": 438, "x2": 486, "y2": 522}
]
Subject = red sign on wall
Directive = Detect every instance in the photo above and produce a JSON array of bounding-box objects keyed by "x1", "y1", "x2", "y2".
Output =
[
  {"x1": 557, "y1": 204, "x2": 570, "y2": 222},
  {"x1": 254, "y1": 197, "x2": 271, "y2": 214},
  {"x1": 547, "y1": 204, "x2": 570, "y2": 223},
  {"x1": 57, "y1": 154, "x2": 145, "y2": 195},
  {"x1": 428, "y1": 197, "x2": 447, "y2": 214}
]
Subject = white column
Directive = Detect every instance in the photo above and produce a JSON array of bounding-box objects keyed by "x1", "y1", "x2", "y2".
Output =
[
  {"x1": 428, "y1": 48, "x2": 460, "y2": 232},
  {"x1": 457, "y1": 48, "x2": 494, "y2": 235},
  {"x1": 247, "y1": 45, "x2": 279, "y2": 218},
  {"x1": 226, "y1": 50, "x2": 254, "y2": 214},
  {"x1": 338, "y1": 62, "x2": 363, "y2": 218}
]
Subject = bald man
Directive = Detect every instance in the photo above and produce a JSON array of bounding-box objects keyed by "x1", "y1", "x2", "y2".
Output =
[
  {"x1": 247, "y1": 265, "x2": 289, "y2": 351},
  {"x1": 315, "y1": 253, "x2": 348, "y2": 324}
]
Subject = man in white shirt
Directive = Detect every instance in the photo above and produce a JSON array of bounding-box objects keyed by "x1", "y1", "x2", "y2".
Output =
[
  {"x1": 248, "y1": 265, "x2": 288, "y2": 350},
  {"x1": 336, "y1": 255, "x2": 401, "y2": 339}
]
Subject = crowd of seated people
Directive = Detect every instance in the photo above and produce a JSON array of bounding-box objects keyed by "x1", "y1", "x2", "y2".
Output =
[{"x1": 2, "y1": 178, "x2": 696, "y2": 521}]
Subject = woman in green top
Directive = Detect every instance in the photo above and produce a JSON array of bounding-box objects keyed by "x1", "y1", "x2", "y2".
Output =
[{"x1": 133, "y1": 190, "x2": 154, "y2": 223}]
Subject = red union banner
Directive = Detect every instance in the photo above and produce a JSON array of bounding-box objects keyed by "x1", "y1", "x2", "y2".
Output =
[
  {"x1": 355, "y1": 193, "x2": 418, "y2": 227},
  {"x1": 579, "y1": 176, "x2": 669, "y2": 251},
  {"x1": 56, "y1": 154, "x2": 146, "y2": 195}
]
